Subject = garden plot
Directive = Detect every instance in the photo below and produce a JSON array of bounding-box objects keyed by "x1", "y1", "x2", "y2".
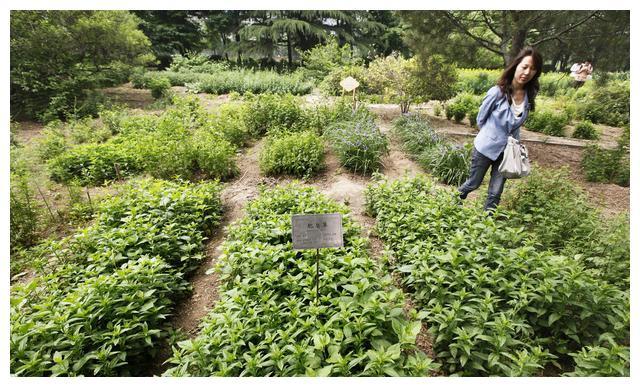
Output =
[{"x1": 10, "y1": 90, "x2": 630, "y2": 377}]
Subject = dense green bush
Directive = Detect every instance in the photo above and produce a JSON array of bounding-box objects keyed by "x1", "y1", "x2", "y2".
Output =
[
  {"x1": 563, "y1": 335, "x2": 630, "y2": 376},
  {"x1": 365, "y1": 175, "x2": 629, "y2": 376},
  {"x1": 205, "y1": 104, "x2": 251, "y2": 147},
  {"x1": 581, "y1": 144, "x2": 629, "y2": 187},
  {"x1": 445, "y1": 93, "x2": 482, "y2": 124},
  {"x1": 147, "y1": 76, "x2": 171, "y2": 99},
  {"x1": 455, "y1": 69, "x2": 499, "y2": 95},
  {"x1": 525, "y1": 110, "x2": 568, "y2": 136},
  {"x1": 394, "y1": 113, "x2": 471, "y2": 186},
  {"x1": 243, "y1": 93, "x2": 305, "y2": 136},
  {"x1": 10, "y1": 179, "x2": 223, "y2": 376},
  {"x1": 326, "y1": 116, "x2": 389, "y2": 174},
  {"x1": 48, "y1": 143, "x2": 142, "y2": 185},
  {"x1": 10, "y1": 172, "x2": 40, "y2": 252},
  {"x1": 538, "y1": 72, "x2": 574, "y2": 97},
  {"x1": 164, "y1": 184, "x2": 440, "y2": 376},
  {"x1": 259, "y1": 131, "x2": 325, "y2": 178},
  {"x1": 10, "y1": 11, "x2": 153, "y2": 121},
  {"x1": 191, "y1": 129, "x2": 239, "y2": 179},
  {"x1": 393, "y1": 114, "x2": 442, "y2": 154},
  {"x1": 299, "y1": 37, "x2": 358, "y2": 81},
  {"x1": 575, "y1": 82, "x2": 629, "y2": 126},
  {"x1": 502, "y1": 168, "x2": 630, "y2": 289},
  {"x1": 46, "y1": 97, "x2": 240, "y2": 184},
  {"x1": 147, "y1": 68, "x2": 314, "y2": 96},
  {"x1": 572, "y1": 120, "x2": 599, "y2": 140}
]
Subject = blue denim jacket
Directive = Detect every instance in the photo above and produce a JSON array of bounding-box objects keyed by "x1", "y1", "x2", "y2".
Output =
[{"x1": 474, "y1": 86, "x2": 529, "y2": 161}]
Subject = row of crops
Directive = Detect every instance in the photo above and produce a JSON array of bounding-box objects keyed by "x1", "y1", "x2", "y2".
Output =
[
  {"x1": 11, "y1": 179, "x2": 223, "y2": 375},
  {"x1": 364, "y1": 174, "x2": 630, "y2": 376},
  {"x1": 164, "y1": 185, "x2": 438, "y2": 376},
  {"x1": 12, "y1": 172, "x2": 629, "y2": 376}
]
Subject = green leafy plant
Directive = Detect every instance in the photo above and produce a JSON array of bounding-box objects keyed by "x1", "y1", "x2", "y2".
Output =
[
  {"x1": 365, "y1": 174, "x2": 629, "y2": 376},
  {"x1": 164, "y1": 184, "x2": 440, "y2": 376},
  {"x1": 325, "y1": 116, "x2": 389, "y2": 175},
  {"x1": 418, "y1": 142, "x2": 472, "y2": 186},
  {"x1": 525, "y1": 110, "x2": 568, "y2": 136},
  {"x1": 259, "y1": 131, "x2": 325, "y2": 178},
  {"x1": 147, "y1": 76, "x2": 171, "y2": 99},
  {"x1": 11, "y1": 178, "x2": 223, "y2": 376},
  {"x1": 572, "y1": 120, "x2": 599, "y2": 140}
]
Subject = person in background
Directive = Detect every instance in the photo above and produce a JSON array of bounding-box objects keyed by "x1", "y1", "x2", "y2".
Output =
[
  {"x1": 457, "y1": 46, "x2": 543, "y2": 212},
  {"x1": 574, "y1": 60, "x2": 593, "y2": 87}
]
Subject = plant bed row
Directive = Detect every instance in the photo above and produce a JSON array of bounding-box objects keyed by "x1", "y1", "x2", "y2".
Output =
[
  {"x1": 164, "y1": 184, "x2": 439, "y2": 376},
  {"x1": 364, "y1": 174, "x2": 629, "y2": 376},
  {"x1": 10, "y1": 179, "x2": 223, "y2": 376}
]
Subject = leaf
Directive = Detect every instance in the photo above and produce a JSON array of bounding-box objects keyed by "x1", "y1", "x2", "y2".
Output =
[
  {"x1": 316, "y1": 365, "x2": 333, "y2": 377},
  {"x1": 548, "y1": 313, "x2": 561, "y2": 326}
]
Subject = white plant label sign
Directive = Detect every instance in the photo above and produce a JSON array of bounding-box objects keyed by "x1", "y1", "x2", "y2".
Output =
[
  {"x1": 339, "y1": 76, "x2": 360, "y2": 92},
  {"x1": 291, "y1": 213, "x2": 344, "y2": 250}
]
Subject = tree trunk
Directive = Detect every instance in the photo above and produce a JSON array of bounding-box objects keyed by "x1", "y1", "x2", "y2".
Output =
[
  {"x1": 235, "y1": 32, "x2": 242, "y2": 65},
  {"x1": 287, "y1": 33, "x2": 293, "y2": 68}
]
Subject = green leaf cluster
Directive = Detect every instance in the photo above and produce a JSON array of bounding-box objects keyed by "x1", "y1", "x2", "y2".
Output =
[
  {"x1": 325, "y1": 113, "x2": 389, "y2": 175},
  {"x1": 165, "y1": 184, "x2": 440, "y2": 376},
  {"x1": 11, "y1": 178, "x2": 223, "y2": 376},
  {"x1": 393, "y1": 114, "x2": 471, "y2": 186},
  {"x1": 525, "y1": 110, "x2": 569, "y2": 136},
  {"x1": 46, "y1": 96, "x2": 239, "y2": 185},
  {"x1": 259, "y1": 131, "x2": 325, "y2": 178},
  {"x1": 365, "y1": 174, "x2": 629, "y2": 375},
  {"x1": 580, "y1": 127, "x2": 629, "y2": 187},
  {"x1": 502, "y1": 168, "x2": 630, "y2": 288}
]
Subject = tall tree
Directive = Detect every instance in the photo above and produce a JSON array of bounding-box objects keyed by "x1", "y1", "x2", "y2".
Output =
[
  {"x1": 10, "y1": 10, "x2": 152, "y2": 120},
  {"x1": 133, "y1": 11, "x2": 205, "y2": 68},
  {"x1": 401, "y1": 10, "x2": 628, "y2": 69}
]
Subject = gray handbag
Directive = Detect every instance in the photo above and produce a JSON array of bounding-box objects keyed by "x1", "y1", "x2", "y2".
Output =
[{"x1": 499, "y1": 136, "x2": 531, "y2": 178}]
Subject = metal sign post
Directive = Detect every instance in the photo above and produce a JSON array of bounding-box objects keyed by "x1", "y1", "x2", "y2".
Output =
[{"x1": 292, "y1": 213, "x2": 344, "y2": 304}]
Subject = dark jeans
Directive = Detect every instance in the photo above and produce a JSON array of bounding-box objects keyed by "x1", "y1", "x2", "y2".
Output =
[{"x1": 458, "y1": 147, "x2": 506, "y2": 211}]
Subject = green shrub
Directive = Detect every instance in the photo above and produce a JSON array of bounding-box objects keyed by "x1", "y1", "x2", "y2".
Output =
[
  {"x1": 48, "y1": 142, "x2": 142, "y2": 185},
  {"x1": 502, "y1": 168, "x2": 630, "y2": 288},
  {"x1": 326, "y1": 116, "x2": 389, "y2": 174},
  {"x1": 10, "y1": 179, "x2": 223, "y2": 376},
  {"x1": 299, "y1": 37, "x2": 358, "y2": 81},
  {"x1": 418, "y1": 142, "x2": 472, "y2": 186},
  {"x1": 525, "y1": 110, "x2": 568, "y2": 136},
  {"x1": 301, "y1": 97, "x2": 366, "y2": 135},
  {"x1": 35, "y1": 126, "x2": 68, "y2": 161},
  {"x1": 563, "y1": 335, "x2": 630, "y2": 376},
  {"x1": 164, "y1": 184, "x2": 440, "y2": 376},
  {"x1": 445, "y1": 93, "x2": 482, "y2": 124},
  {"x1": 243, "y1": 93, "x2": 305, "y2": 136},
  {"x1": 393, "y1": 114, "x2": 442, "y2": 155},
  {"x1": 455, "y1": 69, "x2": 499, "y2": 95},
  {"x1": 147, "y1": 76, "x2": 171, "y2": 99},
  {"x1": 203, "y1": 104, "x2": 250, "y2": 147},
  {"x1": 191, "y1": 129, "x2": 238, "y2": 180},
  {"x1": 10, "y1": 172, "x2": 40, "y2": 251},
  {"x1": 575, "y1": 82, "x2": 629, "y2": 126},
  {"x1": 581, "y1": 144, "x2": 629, "y2": 187},
  {"x1": 259, "y1": 131, "x2": 325, "y2": 177},
  {"x1": 538, "y1": 72, "x2": 574, "y2": 97},
  {"x1": 365, "y1": 175, "x2": 629, "y2": 375},
  {"x1": 572, "y1": 120, "x2": 599, "y2": 140}
]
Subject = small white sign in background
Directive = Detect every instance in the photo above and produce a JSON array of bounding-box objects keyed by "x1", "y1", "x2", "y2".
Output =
[
  {"x1": 291, "y1": 213, "x2": 344, "y2": 250},
  {"x1": 339, "y1": 76, "x2": 360, "y2": 92}
]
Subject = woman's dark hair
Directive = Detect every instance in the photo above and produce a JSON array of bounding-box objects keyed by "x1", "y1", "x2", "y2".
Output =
[{"x1": 497, "y1": 46, "x2": 543, "y2": 111}]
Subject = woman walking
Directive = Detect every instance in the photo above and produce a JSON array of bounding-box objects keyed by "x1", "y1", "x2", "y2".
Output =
[{"x1": 458, "y1": 46, "x2": 543, "y2": 212}]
